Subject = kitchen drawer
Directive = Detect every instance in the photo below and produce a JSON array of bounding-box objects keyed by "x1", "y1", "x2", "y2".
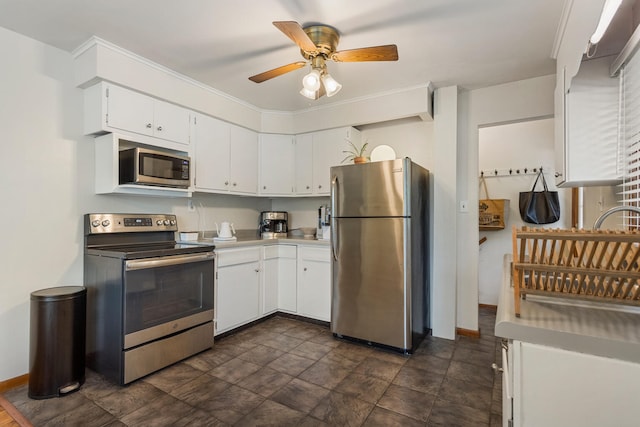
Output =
[
  {"x1": 300, "y1": 246, "x2": 329, "y2": 262},
  {"x1": 216, "y1": 247, "x2": 260, "y2": 267},
  {"x1": 264, "y1": 244, "x2": 297, "y2": 260}
]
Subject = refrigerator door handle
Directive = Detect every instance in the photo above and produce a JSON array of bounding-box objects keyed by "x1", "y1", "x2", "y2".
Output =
[{"x1": 331, "y1": 174, "x2": 338, "y2": 261}]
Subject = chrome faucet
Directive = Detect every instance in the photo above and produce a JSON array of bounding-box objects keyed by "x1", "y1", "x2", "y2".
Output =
[{"x1": 592, "y1": 205, "x2": 640, "y2": 230}]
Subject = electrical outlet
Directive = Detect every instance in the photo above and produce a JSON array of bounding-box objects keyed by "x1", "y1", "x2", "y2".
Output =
[
  {"x1": 460, "y1": 200, "x2": 469, "y2": 213},
  {"x1": 187, "y1": 200, "x2": 195, "y2": 212}
]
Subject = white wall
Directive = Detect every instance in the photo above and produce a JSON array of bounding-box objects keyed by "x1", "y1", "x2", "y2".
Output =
[
  {"x1": 583, "y1": 185, "x2": 620, "y2": 228},
  {"x1": 478, "y1": 118, "x2": 571, "y2": 305}
]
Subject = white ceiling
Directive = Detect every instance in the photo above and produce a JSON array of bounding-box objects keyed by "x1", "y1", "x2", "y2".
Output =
[{"x1": 0, "y1": 0, "x2": 569, "y2": 111}]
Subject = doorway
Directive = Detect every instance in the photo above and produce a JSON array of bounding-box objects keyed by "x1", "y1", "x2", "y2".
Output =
[{"x1": 477, "y1": 118, "x2": 571, "y2": 306}]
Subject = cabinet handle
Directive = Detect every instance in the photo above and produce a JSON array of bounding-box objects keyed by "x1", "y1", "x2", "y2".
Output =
[
  {"x1": 233, "y1": 182, "x2": 237, "y2": 186},
  {"x1": 303, "y1": 267, "x2": 307, "y2": 271},
  {"x1": 157, "y1": 126, "x2": 163, "y2": 131},
  {"x1": 224, "y1": 181, "x2": 229, "y2": 186},
  {"x1": 263, "y1": 186, "x2": 267, "y2": 190},
  {"x1": 318, "y1": 185, "x2": 322, "y2": 189},
  {"x1": 306, "y1": 186, "x2": 310, "y2": 189},
  {"x1": 146, "y1": 123, "x2": 152, "y2": 128},
  {"x1": 555, "y1": 172, "x2": 562, "y2": 178},
  {"x1": 255, "y1": 269, "x2": 260, "y2": 273}
]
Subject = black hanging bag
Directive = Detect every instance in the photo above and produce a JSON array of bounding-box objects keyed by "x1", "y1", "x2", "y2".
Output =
[{"x1": 518, "y1": 170, "x2": 560, "y2": 224}]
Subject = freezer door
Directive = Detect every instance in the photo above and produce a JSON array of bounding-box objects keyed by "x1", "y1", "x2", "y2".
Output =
[
  {"x1": 331, "y1": 159, "x2": 408, "y2": 218},
  {"x1": 331, "y1": 217, "x2": 411, "y2": 350}
]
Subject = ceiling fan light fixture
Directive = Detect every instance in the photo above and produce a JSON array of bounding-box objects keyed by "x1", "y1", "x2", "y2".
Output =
[
  {"x1": 302, "y1": 69, "x2": 321, "y2": 91},
  {"x1": 299, "y1": 87, "x2": 318, "y2": 100},
  {"x1": 321, "y1": 73, "x2": 342, "y2": 97}
]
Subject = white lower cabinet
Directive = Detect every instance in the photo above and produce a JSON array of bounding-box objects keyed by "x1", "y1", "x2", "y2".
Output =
[
  {"x1": 262, "y1": 245, "x2": 280, "y2": 316},
  {"x1": 276, "y1": 246, "x2": 297, "y2": 313},
  {"x1": 215, "y1": 247, "x2": 261, "y2": 335},
  {"x1": 261, "y1": 244, "x2": 297, "y2": 315},
  {"x1": 297, "y1": 246, "x2": 331, "y2": 321},
  {"x1": 216, "y1": 243, "x2": 328, "y2": 335},
  {"x1": 505, "y1": 340, "x2": 640, "y2": 427}
]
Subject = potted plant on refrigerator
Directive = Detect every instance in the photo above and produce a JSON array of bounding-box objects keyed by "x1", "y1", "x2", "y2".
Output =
[{"x1": 341, "y1": 139, "x2": 369, "y2": 164}]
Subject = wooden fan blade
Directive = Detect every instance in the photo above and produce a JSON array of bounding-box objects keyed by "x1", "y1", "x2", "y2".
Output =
[
  {"x1": 273, "y1": 21, "x2": 318, "y2": 53},
  {"x1": 331, "y1": 45, "x2": 398, "y2": 62},
  {"x1": 248, "y1": 61, "x2": 307, "y2": 83}
]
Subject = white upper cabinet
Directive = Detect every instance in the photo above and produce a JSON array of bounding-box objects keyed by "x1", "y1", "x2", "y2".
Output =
[
  {"x1": 84, "y1": 82, "x2": 191, "y2": 147},
  {"x1": 312, "y1": 127, "x2": 361, "y2": 195},
  {"x1": 193, "y1": 114, "x2": 258, "y2": 195},
  {"x1": 552, "y1": 0, "x2": 620, "y2": 187},
  {"x1": 259, "y1": 134, "x2": 295, "y2": 195},
  {"x1": 152, "y1": 97, "x2": 191, "y2": 145},
  {"x1": 556, "y1": 56, "x2": 621, "y2": 187},
  {"x1": 230, "y1": 125, "x2": 258, "y2": 194},
  {"x1": 294, "y1": 133, "x2": 314, "y2": 195},
  {"x1": 193, "y1": 114, "x2": 230, "y2": 192}
]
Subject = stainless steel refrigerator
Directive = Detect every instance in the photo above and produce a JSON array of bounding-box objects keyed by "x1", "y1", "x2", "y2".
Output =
[{"x1": 330, "y1": 158, "x2": 429, "y2": 353}]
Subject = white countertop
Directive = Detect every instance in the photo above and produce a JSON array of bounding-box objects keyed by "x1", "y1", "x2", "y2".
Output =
[
  {"x1": 178, "y1": 236, "x2": 331, "y2": 249},
  {"x1": 495, "y1": 254, "x2": 640, "y2": 363}
]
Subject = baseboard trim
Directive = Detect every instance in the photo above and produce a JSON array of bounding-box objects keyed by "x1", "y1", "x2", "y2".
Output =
[
  {"x1": 456, "y1": 327, "x2": 481, "y2": 338},
  {"x1": 479, "y1": 303, "x2": 497, "y2": 313},
  {"x1": 0, "y1": 394, "x2": 32, "y2": 426},
  {"x1": 0, "y1": 374, "x2": 28, "y2": 393}
]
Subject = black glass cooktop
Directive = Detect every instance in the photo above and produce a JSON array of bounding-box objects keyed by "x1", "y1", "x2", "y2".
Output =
[{"x1": 86, "y1": 242, "x2": 215, "y2": 259}]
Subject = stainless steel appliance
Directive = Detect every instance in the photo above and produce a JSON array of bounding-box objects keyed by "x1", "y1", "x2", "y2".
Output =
[
  {"x1": 83, "y1": 213, "x2": 214, "y2": 385},
  {"x1": 317, "y1": 204, "x2": 331, "y2": 240},
  {"x1": 119, "y1": 147, "x2": 190, "y2": 188},
  {"x1": 259, "y1": 211, "x2": 288, "y2": 239},
  {"x1": 330, "y1": 158, "x2": 429, "y2": 353}
]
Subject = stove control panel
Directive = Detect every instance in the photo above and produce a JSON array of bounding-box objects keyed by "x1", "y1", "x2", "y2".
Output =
[{"x1": 85, "y1": 213, "x2": 178, "y2": 234}]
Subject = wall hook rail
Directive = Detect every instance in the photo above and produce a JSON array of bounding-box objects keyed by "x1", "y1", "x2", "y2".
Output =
[{"x1": 479, "y1": 166, "x2": 546, "y2": 178}]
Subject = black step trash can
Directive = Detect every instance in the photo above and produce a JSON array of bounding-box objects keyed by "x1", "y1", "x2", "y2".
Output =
[{"x1": 29, "y1": 286, "x2": 87, "y2": 399}]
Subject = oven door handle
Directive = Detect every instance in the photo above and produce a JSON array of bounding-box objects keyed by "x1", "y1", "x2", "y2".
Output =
[{"x1": 125, "y1": 252, "x2": 215, "y2": 271}]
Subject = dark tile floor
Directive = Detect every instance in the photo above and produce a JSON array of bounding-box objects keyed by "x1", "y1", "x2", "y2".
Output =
[{"x1": 4, "y1": 308, "x2": 502, "y2": 426}]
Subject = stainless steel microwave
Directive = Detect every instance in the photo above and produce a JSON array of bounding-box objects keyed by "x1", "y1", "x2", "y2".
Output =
[{"x1": 119, "y1": 147, "x2": 190, "y2": 188}]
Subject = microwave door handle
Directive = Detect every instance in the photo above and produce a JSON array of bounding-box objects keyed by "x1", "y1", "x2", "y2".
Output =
[{"x1": 125, "y1": 252, "x2": 214, "y2": 271}]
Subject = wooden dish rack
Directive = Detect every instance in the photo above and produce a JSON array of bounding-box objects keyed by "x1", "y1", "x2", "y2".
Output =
[{"x1": 511, "y1": 226, "x2": 640, "y2": 317}]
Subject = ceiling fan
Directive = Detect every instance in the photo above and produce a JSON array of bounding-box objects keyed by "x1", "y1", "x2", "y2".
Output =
[{"x1": 249, "y1": 21, "x2": 399, "y2": 100}]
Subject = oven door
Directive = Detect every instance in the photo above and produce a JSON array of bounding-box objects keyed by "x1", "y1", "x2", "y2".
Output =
[{"x1": 122, "y1": 252, "x2": 214, "y2": 349}]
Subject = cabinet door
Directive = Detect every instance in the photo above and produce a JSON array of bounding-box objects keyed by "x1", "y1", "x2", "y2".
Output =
[
  {"x1": 554, "y1": 68, "x2": 567, "y2": 187},
  {"x1": 277, "y1": 246, "x2": 297, "y2": 313},
  {"x1": 229, "y1": 125, "x2": 258, "y2": 194},
  {"x1": 295, "y1": 133, "x2": 313, "y2": 195},
  {"x1": 514, "y1": 341, "x2": 640, "y2": 427},
  {"x1": 262, "y1": 255, "x2": 279, "y2": 315},
  {"x1": 106, "y1": 85, "x2": 154, "y2": 137},
  {"x1": 259, "y1": 134, "x2": 294, "y2": 195},
  {"x1": 216, "y1": 248, "x2": 261, "y2": 334},
  {"x1": 193, "y1": 115, "x2": 231, "y2": 192},
  {"x1": 559, "y1": 56, "x2": 621, "y2": 187},
  {"x1": 297, "y1": 246, "x2": 331, "y2": 321},
  {"x1": 153, "y1": 99, "x2": 191, "y2": 145},
  {"x1": 312, "y1": 128, "x2": 360, "y2": 195}
]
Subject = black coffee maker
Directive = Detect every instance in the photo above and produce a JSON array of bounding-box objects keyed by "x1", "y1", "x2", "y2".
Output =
[{"x1": 259, "y1": 211, "x2": 288, "y2": 239}]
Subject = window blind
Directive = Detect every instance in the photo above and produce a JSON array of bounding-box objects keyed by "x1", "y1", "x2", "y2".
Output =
[{"x1": 621, "y1": 45, "x2": 640, "y2": 229}]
